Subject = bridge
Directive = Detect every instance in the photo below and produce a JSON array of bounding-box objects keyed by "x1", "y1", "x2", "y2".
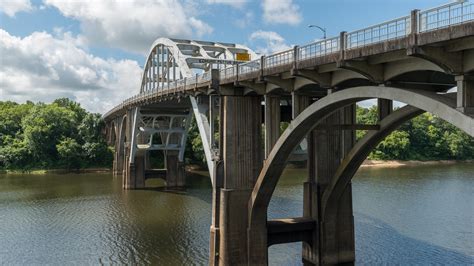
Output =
[{"x1": 103, "y1": 2, "x2": 474, "y2": 265}]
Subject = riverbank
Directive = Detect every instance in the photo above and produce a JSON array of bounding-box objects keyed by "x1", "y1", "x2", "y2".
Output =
[
  {"x1": 2, "y1": 160, "x2": 472, "y2": 175},
  {"x1": 360, "y1": 160, "x2": 473, "y2": 168},
  {"x1": 0, "y1": 168, "x2": 111, "y2": 174}
]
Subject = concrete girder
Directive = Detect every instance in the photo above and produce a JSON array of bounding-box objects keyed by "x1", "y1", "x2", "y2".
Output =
[
  {"x1": 293, "y1": 76, "x2": 319, "y2": 91},
  {"x1": 407, "y1": 46, "x2": 463, "y2": 75},
  {"x1": 264, "y1": 76, "x2": 294, "y2": 92},
  {"x1": 383, "y1": 57, "x2": 445, "y2": 81},
  {"x1": 330, "y1": 69, "x2": 367, "y2": 87},
  {"x1": 463, "y1": 49, "x2": 474, "y2": 73},
  {"x1": 291, "y1": 69, "x2": 331, "y2": 88},
  {"x1": 337, "y1": 60, "x2": 384, "y2": 83},
  {"x1": 248, "y1": 86, "x2": 474, "y2": 264},
  {"x1": 445, "y1": 36, "x2": 474, "y2": 52},
  {"x1": 237, "y1": 81, "x2": 266, "y2": 95}
]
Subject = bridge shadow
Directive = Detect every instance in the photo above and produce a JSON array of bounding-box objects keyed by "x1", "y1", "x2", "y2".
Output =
[{"x1": 139, "y1": 171, "x2": 213, "y2": 203}]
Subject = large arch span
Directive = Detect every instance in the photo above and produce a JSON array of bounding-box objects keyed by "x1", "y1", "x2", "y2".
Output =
[{"x1": 249, "y1": 86, "x2": 474, "y2": 236}]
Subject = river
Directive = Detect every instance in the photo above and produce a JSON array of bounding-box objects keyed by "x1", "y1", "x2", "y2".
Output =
[{"x1": 0, "y1": 163, "x2": 472, "y2": 265}]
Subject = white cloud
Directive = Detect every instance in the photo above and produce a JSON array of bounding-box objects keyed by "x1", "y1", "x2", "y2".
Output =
[
  {"x1": 0, "y1": 29, "x2": 142, "y2": 113},
  {"x1": 262, "y1": 0, "x2": 302, "y2": 25},
  {"x1": 44, "y1": 0, "x2": 213, "y2": 55},
  {"x1": 0, "y1": 0, "x2": 33, "y2": 17},
  {"x1": 249, "y1": 30, "x2": 291, "y2": 55},
  {"x1": 207, "y1": 0, "x2": 247, "y2": 9},
  {"x1": 234, "y1": 12, "x2": 254, "y2": 28}
]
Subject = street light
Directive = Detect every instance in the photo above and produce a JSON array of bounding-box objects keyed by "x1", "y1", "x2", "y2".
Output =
[{"x1": 308, "y1": 25, "x2": 326, "y2": 39}]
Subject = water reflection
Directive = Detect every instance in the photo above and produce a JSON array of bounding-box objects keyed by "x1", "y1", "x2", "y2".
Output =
[{"x1": 0, "y1": 163, "x2": 472, "y2": 265}]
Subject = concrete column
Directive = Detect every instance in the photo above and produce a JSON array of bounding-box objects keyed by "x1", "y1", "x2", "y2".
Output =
[
  {"x1": 165, "y1": 150, "x2": 186, "y2": 188},
  {"x1": 303, "y1": 104, "x2": 355, "y2": 265},
  {"x1": 378, "y1": 99, "x2": 393, "y2": 121},
  {"x1": 216, "y1": 93, "x2": 263, "y2": 265},
  {"x1": 123, "y1": 109, "x2": 145, "y2": 189},
  {"x1": 456, "y1": 75, "x2": 474, "y2": 114},
  {"x1": 265, "y1": 94, "x2": 281, "y2": 157},
  {"x1": 292, "y1": 92, "x2": 310, "y2": 119}
]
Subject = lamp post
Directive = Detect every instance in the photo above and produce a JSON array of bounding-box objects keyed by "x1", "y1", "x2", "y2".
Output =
[{"x1": 308, "y1": 25, "x2": 327, "y2": 39}]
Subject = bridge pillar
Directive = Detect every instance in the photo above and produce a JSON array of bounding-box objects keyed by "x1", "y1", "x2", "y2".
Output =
[
  {"x1": 165, "y1": 151, "x2": 186, "y2": 188},
  {"x1": 456, "y1": 75, "x2": 474, "y2": 114},
  {"x1": 303, "y1": 104, "x2": 356, "y2": 265},
  {"x1": 215, "y1": 92, "x2": 262, "y2": 265},
  {"x1": 123, "y1": 109, "x2": 146, "y2": 189},
  {"x1": 264, "y1": 94, "x2": 281, "y2": 157}
]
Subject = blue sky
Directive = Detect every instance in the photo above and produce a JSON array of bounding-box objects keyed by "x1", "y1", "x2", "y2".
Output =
[{"x1": 0, "y1": 0, "x2": 451, "y2": 113}]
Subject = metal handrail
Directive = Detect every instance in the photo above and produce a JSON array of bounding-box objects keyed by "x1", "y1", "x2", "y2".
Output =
[
  {"x1": 264, "y1": 48, "x2": 293, "y2": 68},
  {"x1": 346, "y1": 15, "x2": 411, "y2": 49},
  {"x1": 298, "y1": 36, "x2": 340, "y2": 60},
  {"x1": 419, "y1": 1, "x2": 473, "y2": 32},
  {"x1": 239, "y1": 59, "x2": 261, "y2": 75}
]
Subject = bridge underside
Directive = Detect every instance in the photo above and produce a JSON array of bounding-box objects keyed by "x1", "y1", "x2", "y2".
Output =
[{"x1": 104, "y1": 7, "x2": 474, "y2": 265}]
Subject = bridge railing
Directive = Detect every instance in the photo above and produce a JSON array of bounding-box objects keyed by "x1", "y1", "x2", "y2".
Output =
[
  {"x1": 104, "y1": 1, "x2": 474, "y2": 119},
  {"x1": 264, "y1": 49, "x2": 294, "y2": 69},
  {"x1": 419, "y1": 1, "x2": 473, "y2": 32},
  {"x1": 239, "y1": 59, "x2": 261, "y2": 75},
  {"x1": 346, "y1": 15, "x2": 411, "y2": 49},
  {"x1": 298, "y1": 36, "x2": 340, "y2": 60}
]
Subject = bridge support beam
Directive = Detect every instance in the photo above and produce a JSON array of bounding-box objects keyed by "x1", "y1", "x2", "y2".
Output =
[
  {"x1": 303, "y1": 105, "x2": 356, "y2": 265},
  {"x1": 123, "y1": 108, "x2": 146, "y2": 189},
  {"x1": 213, "y1": 92, "x2": 262, "y2": 265},
  {"x1": 265, "y1": 95, "x2": 281, "y2": 158},
  {"x1": 165, "y1": 151, "x2": 186, "y2": 188},
  {"x1": 456, "y1": 75, "x2": 474, "y2": 114}
]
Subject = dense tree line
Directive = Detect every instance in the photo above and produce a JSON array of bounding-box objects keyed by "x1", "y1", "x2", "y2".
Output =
[
  {"x1": 0, "y1": 99, "x2": 112, "y2": 171},
  {"x1": 357, "y1": 106, "x2": 474, "y2": 160},
  {"x1": 1, "y1": 99, "x2": 472, "y2": 172}
]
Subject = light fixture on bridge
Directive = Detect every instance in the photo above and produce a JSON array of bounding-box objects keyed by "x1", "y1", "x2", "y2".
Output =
[{"x1": 308, "y1": 24, "x2": 327, "y2": 39}]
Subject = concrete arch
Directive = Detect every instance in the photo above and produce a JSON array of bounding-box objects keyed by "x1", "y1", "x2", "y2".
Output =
[
  {"x1": 331, "y1": 69, "x2": 368, "y2": 87},
  {"x1": 320, "y1": 105, "x2": 424, "y2": 223},
  {"x1": 384, "y1": 57, "x2": 445, "y2": 81},
  {"x1": 249, "y1": 86, "x2": 474, "y2": 237}
]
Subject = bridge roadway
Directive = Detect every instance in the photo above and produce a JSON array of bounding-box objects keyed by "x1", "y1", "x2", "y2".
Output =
[{"x1": 104, "y1": 2, "x2": 474, "y2": 265}]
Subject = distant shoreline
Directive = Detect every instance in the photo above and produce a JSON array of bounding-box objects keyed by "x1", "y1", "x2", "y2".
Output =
[
  {"x1": 360, "y1": 160, "x2": 473, "y2": 168},
  {"x1": 1, "y1": 160, "x2": 472, "y2": 174}
]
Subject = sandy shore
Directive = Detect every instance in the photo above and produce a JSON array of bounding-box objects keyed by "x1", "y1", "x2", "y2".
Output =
[{"x1": 360, "y1": 160, "x2": 473, "y2": 168}]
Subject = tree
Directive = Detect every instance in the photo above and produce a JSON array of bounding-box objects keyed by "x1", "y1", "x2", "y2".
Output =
[{"x1": 56, "y1": 137, "x2": 83, "y2": 170}]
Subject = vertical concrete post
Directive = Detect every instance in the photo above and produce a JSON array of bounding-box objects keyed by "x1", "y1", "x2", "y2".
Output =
[
  {"x1": 456, "y1": 75, "x2": 474, "y2": 114},
  {"x1": 165, "y1": 150, "x2": 186, "y2": 188},
  {"x1": 378, "y1": 99, "x2": 393, "y2": 121},
  {"x1": 217, "y1": 92, "x2": 262, "y2": 265},
  {"x1": 265, "y1": 94, "x2": 281, "y2": 158},
  {"x1": 407, "y1": 9, "x2": 420, "y2": 47},
  {"x1": 303, "y1": 104, "x2": 355, "y2": 265}
]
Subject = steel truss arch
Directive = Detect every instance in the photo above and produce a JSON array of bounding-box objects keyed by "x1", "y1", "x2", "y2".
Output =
[{"x1": 140, "y1": 37, "x2": 257, "y2": 93}]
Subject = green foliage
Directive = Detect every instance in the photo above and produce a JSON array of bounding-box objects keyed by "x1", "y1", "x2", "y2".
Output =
[
  {"x1": 356, "y1": 106, "x2": 474, "y2": 161},
  {"x1": 0, "y1": 99, "x2": 113, "y2": 171},
  {"x1": 57, "y1": 138, "x2": 83, "y2": 170}
]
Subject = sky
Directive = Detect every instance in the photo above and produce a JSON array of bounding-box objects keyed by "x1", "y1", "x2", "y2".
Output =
[{"x1": 0, "y1": 0, "x2": 451, "y2": 113}]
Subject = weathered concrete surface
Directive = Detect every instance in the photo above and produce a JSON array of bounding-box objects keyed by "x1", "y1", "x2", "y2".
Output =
[{"x1": 217, "y1": 94, "x2": 263, "y2": 265}]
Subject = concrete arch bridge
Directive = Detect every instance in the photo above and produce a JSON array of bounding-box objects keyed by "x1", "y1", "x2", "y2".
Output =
[{"x1": 103, "y1": 2, "x2": 474, "y2": 265}]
